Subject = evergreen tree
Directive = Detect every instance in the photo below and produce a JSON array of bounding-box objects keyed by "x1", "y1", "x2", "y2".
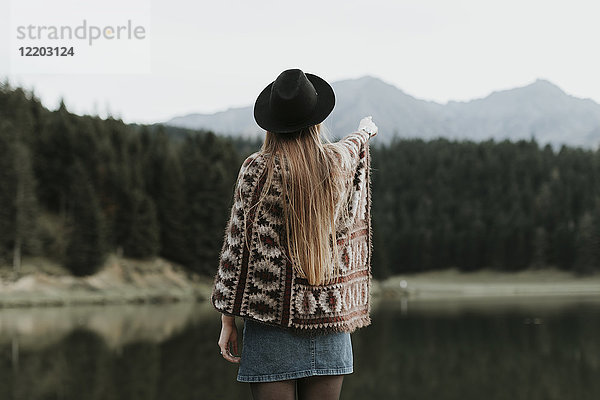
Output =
[
  {"x1": 64, "y1": 160, "x2": 107, "y2": 276},
  {"x1": 92, "y1": 119, "x2": 122, "y2": 249},
  {"x1": 0, "y1": 122, "x2": 16, "y2": 265},
  {"x1": 34, "y1": 108, "x2": 76, "y2": 217},
  {"x1": 0, "y1": 122, "x2": 40, "y2": 270},
  {"x1": 180, "y1": 131, "x2": 240, "y2": 274},
  {"x1": 531, "y1": 226, "x2": 548, "y2": 269},
  {"x1": 144, "y1": 129, "x2": 189, "y2": 265},
  {"x1": 574, "y1": 209, "x2": 600, "y2": 275},
  {"x1": 12, "y1": 140, "x2": 41, "y2": 271},
  {"x1": 121, "y1": 189, "x2": 160, "y2": 258}
]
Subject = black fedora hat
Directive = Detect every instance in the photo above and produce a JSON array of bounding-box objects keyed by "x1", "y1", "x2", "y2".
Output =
[{"x1": 254, "y1": 69, "x2": 335, "y2": 134}]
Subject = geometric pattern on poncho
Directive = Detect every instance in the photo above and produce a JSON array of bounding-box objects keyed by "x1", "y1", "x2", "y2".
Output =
[{"x1": 211, "y1": 130, "x2": 373, "y2": 335}]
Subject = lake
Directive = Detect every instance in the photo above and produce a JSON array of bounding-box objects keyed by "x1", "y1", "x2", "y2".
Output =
[{"x1": 1, "y1": 296, "x2": 599, "y2": 399}]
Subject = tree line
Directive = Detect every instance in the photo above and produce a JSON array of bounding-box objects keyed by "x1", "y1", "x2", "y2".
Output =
[
  {"x1": 371, "y1": 137, "x2": 600, "y2": 277},
  {"x1": 0, "y1": 84, "x2": 239, "y2": 276},
  {"x1": 1, "y1": 83, "x2": 599, "y2": 279}
]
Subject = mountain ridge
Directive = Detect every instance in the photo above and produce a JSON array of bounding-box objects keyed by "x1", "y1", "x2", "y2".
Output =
[{"x1": 166, "y1": 76, "x2": 600, "y2": 149}]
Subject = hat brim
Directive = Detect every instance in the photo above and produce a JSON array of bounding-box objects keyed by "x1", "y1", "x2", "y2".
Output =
[{"x1": 253, "y1": 73, "x2": 335, "y2": 134}]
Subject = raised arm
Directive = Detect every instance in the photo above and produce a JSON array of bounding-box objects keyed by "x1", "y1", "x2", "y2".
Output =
[
  {"x1": 339, "y1": 116, "x2": 377, "y2": 154},
  {"x1": 332, "y1": 116, "x2": 378, "y2": 176}
]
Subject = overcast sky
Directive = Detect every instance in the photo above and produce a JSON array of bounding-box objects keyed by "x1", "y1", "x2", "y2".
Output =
[{"x1": 2, "y1": 0, "x2": 599, "y2": 124}]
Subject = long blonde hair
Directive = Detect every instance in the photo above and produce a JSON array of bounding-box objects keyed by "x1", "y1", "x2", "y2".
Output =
[{"x1": 253, "y1": 124, "x2": 352, "y2": 285}]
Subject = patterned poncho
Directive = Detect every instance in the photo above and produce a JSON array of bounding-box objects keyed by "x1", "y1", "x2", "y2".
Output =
[{"x1": 210, "y1": 130, "x2": 373, "y2": 335}]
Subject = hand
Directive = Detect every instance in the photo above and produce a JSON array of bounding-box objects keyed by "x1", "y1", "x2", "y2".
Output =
[
  {"x1": 358, "y1": 116, "x2": 378, "y2": 137},
  {"x1": 217, "y1": 315, "x2": 241, "y2": 363}
]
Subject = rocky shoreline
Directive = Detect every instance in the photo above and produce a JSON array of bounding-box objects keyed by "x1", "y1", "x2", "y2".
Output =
[
  {"x1": 0, "y1": 254, "x2": 213, "y2": 308},
  {"x1": 2, "y1": 255, "x2": 599, "y2": 308}
]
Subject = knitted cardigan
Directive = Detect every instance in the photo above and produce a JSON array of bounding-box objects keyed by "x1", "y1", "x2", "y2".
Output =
[{"x1": 210, "y1": 129, "x2": 373, "y2": 335}]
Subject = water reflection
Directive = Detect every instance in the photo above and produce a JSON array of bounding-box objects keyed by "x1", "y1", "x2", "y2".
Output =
[
  {"x1": 350, "y1": 296, "x2": 600, "y2": 400},
  {"x1": 1, "y1": 297, "x2": 599, "y2": 400},
  {"x1": 0, "y1": 302, "x2": 204, "y2": 350}
]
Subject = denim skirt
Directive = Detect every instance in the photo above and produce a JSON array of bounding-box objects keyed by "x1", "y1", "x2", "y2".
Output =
[{"x1": 237, "y1": 318, "x2": 354, "y2": 382}]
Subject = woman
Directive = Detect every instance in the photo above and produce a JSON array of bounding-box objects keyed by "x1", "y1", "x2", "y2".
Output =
[{"x1": 210, "y1": 68, "x2": 377, "y2": 400}]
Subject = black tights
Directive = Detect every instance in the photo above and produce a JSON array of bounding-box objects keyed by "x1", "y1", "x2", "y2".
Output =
[{"x1": 249, "y1": 375, "x2": 344, "y2": 400}]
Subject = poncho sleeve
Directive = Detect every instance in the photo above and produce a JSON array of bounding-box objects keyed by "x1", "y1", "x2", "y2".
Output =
[
  {"x1": 210, "y1": 152, "x2": 258, "y2": 316},
  {"x1": 338, "y1": 129, "x2": 373, "y2": 175},
  {"x1": 327, "y1": 129, "x2": 373, "y2": 228}
]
